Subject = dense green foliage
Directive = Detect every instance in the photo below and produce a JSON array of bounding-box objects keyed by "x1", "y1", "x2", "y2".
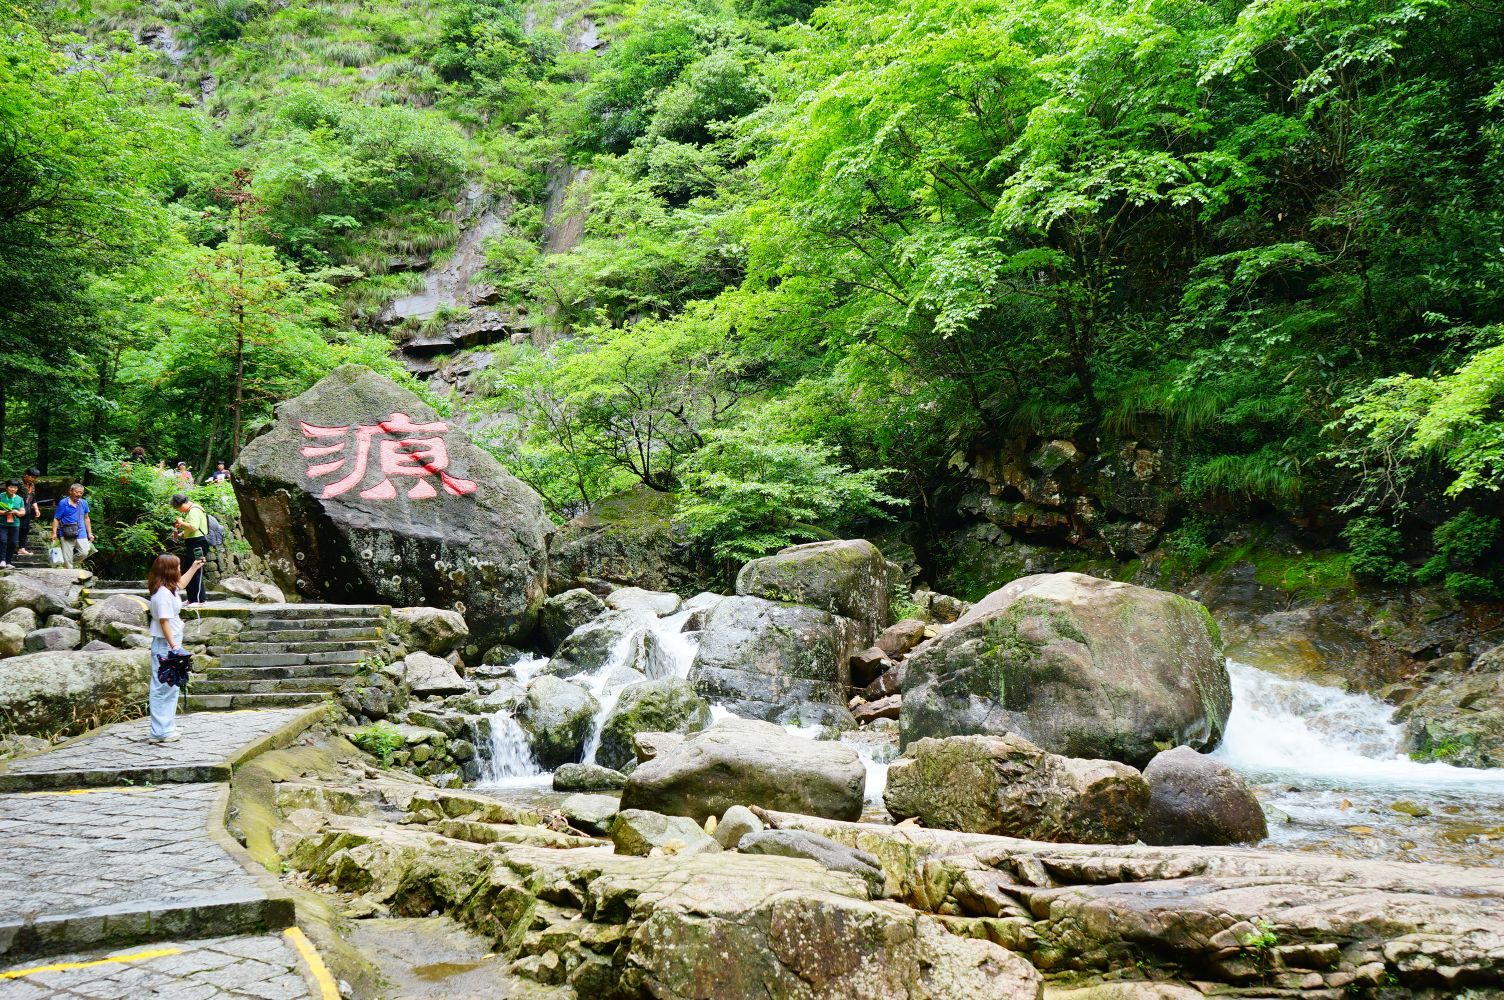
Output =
[{"x1": 7, "y1": 0, "x2": 1504, "y2": 569}]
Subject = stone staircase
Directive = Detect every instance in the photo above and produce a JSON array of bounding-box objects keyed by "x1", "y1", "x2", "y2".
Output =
[
  {"x1": 87, "y1": 577, "x2": 231, "y2": 603},
  {"x1": 187, "y1": 604, "x2": 389, "y2": 711}
]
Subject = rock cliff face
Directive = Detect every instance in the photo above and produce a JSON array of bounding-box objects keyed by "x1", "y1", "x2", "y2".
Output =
[{"x1": 234, "y1": 364, "x2": 551, "y2": 646}]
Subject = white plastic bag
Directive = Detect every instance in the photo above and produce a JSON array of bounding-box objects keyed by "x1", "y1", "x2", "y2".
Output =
[{"x1": 48, "y1": 545, "x2": 64, "y2": 566}]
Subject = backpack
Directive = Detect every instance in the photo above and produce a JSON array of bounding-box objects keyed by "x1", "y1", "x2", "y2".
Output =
[{"x1": 205, "y1": 512, "x2": 226, "y2": 548}]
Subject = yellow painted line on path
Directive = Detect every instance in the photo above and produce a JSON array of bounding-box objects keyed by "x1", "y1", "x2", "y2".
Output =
[
  {"x1": 284, "y1": 927, "x2": 340, "y2": 999},
  {"x1": 17, "y1": 786, "x2": 158, "y2": 797},
  {"x1": 0, "y1": 947, "x2": 183, "y2": 979}
]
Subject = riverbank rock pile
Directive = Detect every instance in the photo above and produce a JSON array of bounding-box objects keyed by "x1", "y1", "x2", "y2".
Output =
[
  {"x1": 1391, "y1": 642, "x2": 1504, "y2": 768},
  {"x1": 885, "y1": 734, "x2": 1265, "y2": 846},
  {"x1": 257, "y1": 731, "x2": 1504, "y2": 1000},
  {"x1": 234, "y1": 364, "x2": 551, "y2": 648}
]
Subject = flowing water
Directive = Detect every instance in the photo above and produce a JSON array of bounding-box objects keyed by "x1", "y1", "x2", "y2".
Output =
[
  {"x1": 479, "y1": 655, "x2": 547, "y2": 788},
  {"x1": 1214, "y1": 661, "x2": 1504, "y2": 865},
  {"x1": 473, "y1": 611, "x2": 1504, "y2": 866}
]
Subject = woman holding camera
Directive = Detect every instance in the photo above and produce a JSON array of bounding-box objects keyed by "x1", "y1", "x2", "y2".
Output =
[{"x1": 146, "y1": 552, "x2": 205, "y2": 743}]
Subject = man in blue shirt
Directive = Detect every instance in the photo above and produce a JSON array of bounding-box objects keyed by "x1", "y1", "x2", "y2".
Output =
[{"x1": 50, "y1": 483, "x2": 94, "y2": 568}]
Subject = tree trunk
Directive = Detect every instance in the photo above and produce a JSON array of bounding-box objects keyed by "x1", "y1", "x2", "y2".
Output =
[
  {"x1": 232, "y1": 323, "x2": 245, "y2": 459},
  {"x1": 199, "y1": 410, "x2": 221, "y2": 479},
  {"x1": 34, "y1": 397, "x2": 50, "y2": 475}
]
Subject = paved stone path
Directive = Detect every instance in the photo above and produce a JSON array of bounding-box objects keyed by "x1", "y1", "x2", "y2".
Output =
[
  {"x1": 0, "y1": 709, "x2": 321, "y2": 792},
  {"x1": 0, "y1": 784, "x2": 285, "y2": 950},
  {"x1": 0, "y1": 708, "x2": 331, "y2": 997},
  {"x1": 0, "y1": 934, "x2": 314, "y2": 998}
]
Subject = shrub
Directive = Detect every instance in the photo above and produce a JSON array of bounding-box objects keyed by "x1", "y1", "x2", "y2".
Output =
[
  {"x1": 1415, "y1": 511, "x2": 1502, "y2": 598},
  {"x1": 1163, "y1": 516, "x2": 1216, "y2": 572},
  {"x1": 349, "y1": 722, "x2": 405, "y2": 766},
  {"x1": 85, "y1": 459, "x2": 240, "y2": 577},
  {"x1": 1342, "y1": 517, "x2": 1410, "y2": 586}
]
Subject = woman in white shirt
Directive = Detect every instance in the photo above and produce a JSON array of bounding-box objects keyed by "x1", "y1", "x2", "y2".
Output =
[{"x1": 146, "y1": 553, "x2": 205, "y2": 743}]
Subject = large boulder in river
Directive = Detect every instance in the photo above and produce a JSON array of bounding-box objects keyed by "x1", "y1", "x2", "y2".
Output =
[
  {"x1": 547, "y1": 609, "x2": 667, "y2": 679},
  {"x1": 596, "y1": 677, "x2": 711, "y2": 772},
  {"x1": 902, "y1": 573, "x2": 1230, "y2": 767},
  {"x1": 620, "y1": 717, "x2": 865, "y2": 823},
  {"x1": 736, "y1": 539, "x2": 892, "y2": 644},
  {"x1": 884, "y1": 733, "x2": 1148, "y2": 844},
  {"x1": 688, "y1": 597, "x2": 861, "y2": 728},
  {"x1": 538, "y1": 588, "x2": 606, "y2": 652},
  {"x1": 516, "y1": 675, "x2": 600, "y2": 768},
  {"x1": 548, "y1": 483, "x2": 703, "y2": 595},
  {"x1": 0, "y1": 649, "x2": 150, "y2": 737},
  {"x1": 233, "y1": 364, "x2": 551, "y2": 648},
  {"x1": 1141, "y1": 746, "x2": 1267, "y2": 846}
]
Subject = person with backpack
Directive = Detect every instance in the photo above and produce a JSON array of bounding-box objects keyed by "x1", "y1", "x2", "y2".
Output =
[
  {"x1": 171, "y1": 493, "x2": 212, "y2": 606},
  {"x1": 51, "y1": 483, "x2": 94, "y2": 568},
  {"x1": 0, "y1": 480, "x2": 23, "y2": 569},
  {"x1": 146, "y1": 552, "x2": 205, "y2": 743}
]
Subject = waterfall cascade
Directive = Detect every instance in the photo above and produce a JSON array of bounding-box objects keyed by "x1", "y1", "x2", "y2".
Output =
[
  {"x1": 479, "y1": 613, "x2": 701, "y2": 785},
  {"x1": 1214, "y1": 661, "x2": 1504, "y2": 788}
]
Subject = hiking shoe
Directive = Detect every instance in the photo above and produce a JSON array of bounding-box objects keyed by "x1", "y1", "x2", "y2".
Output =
[{"x1": 149, "y1": 734, "x2": 180, "y2": 744}]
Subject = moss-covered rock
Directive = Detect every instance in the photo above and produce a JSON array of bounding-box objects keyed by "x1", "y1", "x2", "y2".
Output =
[
  {"x1": 688, "y1": 596, "x2": 861, "y2": 728},
  {"x1": 596, "y1": 677, "x2": 711, "y2": 772},
  {"x1": 0, "y1": 648, "x2": 149, "y2": 737},
  {"x1": 735, "y1": 539, "x2": 893, "y2": 643},
  {"x1": 547, "y1": 484, "x2": 708, "y2": 595},
  {"x1": 884, "y1": 734, "x2": 1148, "y2": 844},
  {"x1": 537, "y1": 588, "x2": 606, "y2": 653},
  {"x1": 902, "y1": 573, "x2": 1230, "y2": 768},
  {"x1": 1396, "y1": 645, "x2": 1504, "y2": 768},
  {"x1": 516, "y1": 675, "x2": 599, "y2": 768}
]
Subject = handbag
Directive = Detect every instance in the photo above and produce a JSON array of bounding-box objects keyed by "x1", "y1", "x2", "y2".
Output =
[
  {"x1": 59, "y1": 522, "x2": 80, "y2": 540},
  {"x1": 157, "y1": 650, "x2": 193, "y2": 689}
]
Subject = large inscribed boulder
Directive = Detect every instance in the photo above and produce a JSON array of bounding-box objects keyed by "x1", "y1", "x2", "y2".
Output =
[{"x1": 234, "y1": 365, "x2": 550, "y2": 646}]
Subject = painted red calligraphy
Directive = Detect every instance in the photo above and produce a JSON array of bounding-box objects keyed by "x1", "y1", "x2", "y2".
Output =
[{"x1": 299, "y1": 412, "x2": 478, "y2": 500}]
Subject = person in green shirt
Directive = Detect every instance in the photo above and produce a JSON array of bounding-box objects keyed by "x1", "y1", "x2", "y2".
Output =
[
  {"x1": 171, "y1": 493, "x2": 211, "y2": 606},
  {"x1": 0, "y1": 480, "x2": 24, "y2": 569}
]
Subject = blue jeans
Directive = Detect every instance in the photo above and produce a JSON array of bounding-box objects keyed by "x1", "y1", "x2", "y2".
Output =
[
  {"x1": 148, "y1": 638, "x2": 181, "y2": 738},
  {"x1": 0, "y1": 523, "x2": 16, "y2": 565}
]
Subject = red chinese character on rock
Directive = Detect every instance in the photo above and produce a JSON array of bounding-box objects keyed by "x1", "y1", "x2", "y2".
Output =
[{"x1": 299, "y1": 412, "x2": 479, "y2": 500}]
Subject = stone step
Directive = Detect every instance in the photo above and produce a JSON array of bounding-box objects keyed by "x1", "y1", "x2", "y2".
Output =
[
  {"x1": 186, "y1": 691, "x2": 331, "y2": 710},
  {"x1": 239, "y1": 617, "x2": 385, "y2": 632},
  {"x1": 206, "y1": 662, "x2": 362, "y2": 681},
  {"x1": 246, "y1": 605, "x2": 388, "y2": 620},
  {"x1": 238, "y1": 626, "x2": 382, "y2": 643},
  {"x1": 193, "y1": 676, "x2": 348, "y2": 694},
  {"x1": 93, "y1": 579, "x2": 143, "y2": 588},
  {"x1": 215, "y1": 649, "x2": 374, "y2": 668},
  {"x1": 89, "y1": 588, "x2": 231, "y2": 602},
  {"x1": 215, "y1": 643, "x2": 385, "y2": 658}
]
